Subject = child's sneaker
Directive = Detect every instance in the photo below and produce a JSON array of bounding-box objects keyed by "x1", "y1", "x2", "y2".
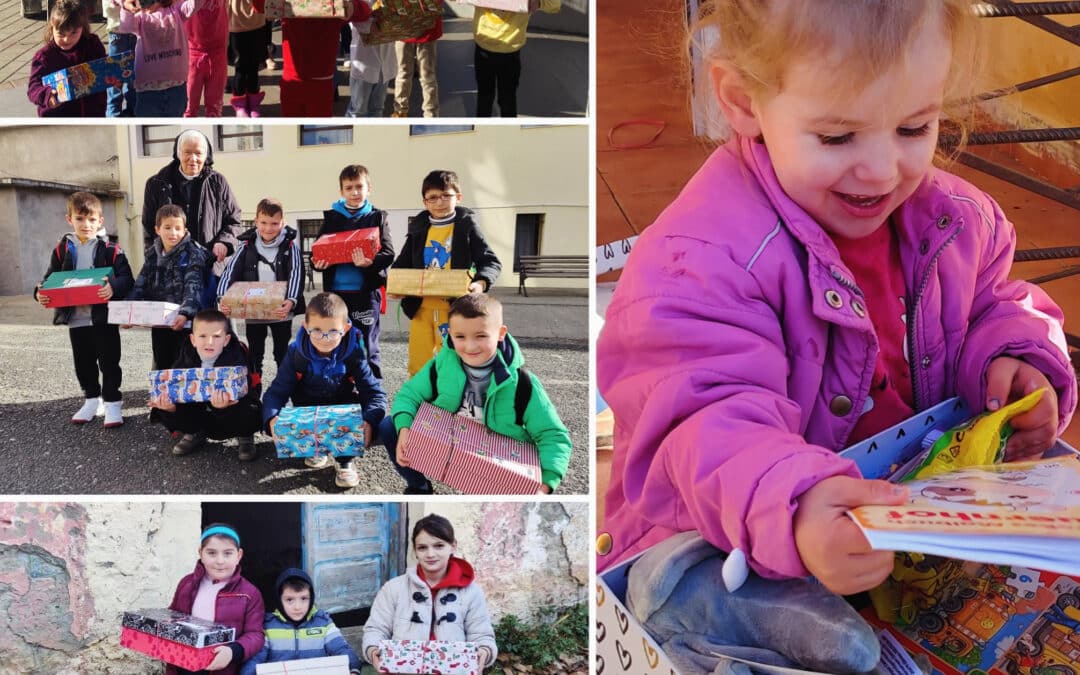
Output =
[
  {"x1": 103, "y1": 401, "x2": 124, "y2": 428},
  {"x1": 335, "y1": 461, "x2": 360, "y2": 489},
  {"x1": 172, "y1": 433, "x2": 206, "y2": 456},
  {"x1": 71, "y1": 397, "x2": 102, "y2": 424},
  {"x1": 237, "y1": 436, "x2": 257, "y2": 461},
  {"x1": 305, "y1": 454, "x2": 333, "y2": 469}
]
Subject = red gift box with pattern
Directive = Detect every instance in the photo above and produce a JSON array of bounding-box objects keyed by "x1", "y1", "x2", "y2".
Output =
[
  {"x1": 120, "y1": 626, "x2": 218, "y2": 671},
  {"x1": 408, "y1": 403, "x2": 543, "y2": 494},
  {"x1": 378, "y1": 639, "x2": 479, "y2": 675},
  {"x1": 311, "y1": 229, "x2": 381, "y2": 266}
]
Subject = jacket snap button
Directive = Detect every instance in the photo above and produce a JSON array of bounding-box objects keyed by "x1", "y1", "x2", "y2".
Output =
[
  {"x1": 919, "y1": 239, "x2": 930, "y2": 255},
  {"x1": 596, "y1": 532, "x2": 613, "y2": 556},
  {"x1": 937, "y1": 215, "x2": 951, "y2": 229},
  {"x1": 922, "y1": 356, "x2": 931, "y2": 369},
  {"x1": 851, "y1": 299, "x2": 866, "y2": 318},
  {"x1": 825, "y1": 289, "x2": 843, "y2": 309},
  {"x1": 829, "y1": 395, "x2": 853, "y2": 416}
]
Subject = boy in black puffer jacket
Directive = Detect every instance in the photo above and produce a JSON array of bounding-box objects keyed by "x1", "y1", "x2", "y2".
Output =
[{"x1": 217, "y1": 198, "x2": 306, "y2": 375}]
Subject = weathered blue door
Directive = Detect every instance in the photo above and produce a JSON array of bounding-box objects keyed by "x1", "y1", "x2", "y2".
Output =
[{"x1": 300, "y1": 503, "x2": 405, "y2": 614}]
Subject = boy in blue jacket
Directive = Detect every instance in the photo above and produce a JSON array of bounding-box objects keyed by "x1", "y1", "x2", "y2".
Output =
[
  {"x1": 239, "y1": 567, "x2": 361, "y2": 675},
  {"x1": 262, "y1": 291, "x2": 387, "y2": 489}
]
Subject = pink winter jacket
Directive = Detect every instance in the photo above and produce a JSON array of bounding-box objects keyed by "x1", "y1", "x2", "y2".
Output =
[
  {"x1": 187, "y1": 0, "x2": 229, "y2": 52},
  {"x1": 596, "y1": 136, "x2": 1077, "y2": 579}
]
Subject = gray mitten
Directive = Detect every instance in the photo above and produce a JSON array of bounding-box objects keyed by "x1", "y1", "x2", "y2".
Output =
[{"x1": 626, "y1": 531, "x2": 880, "y2": 674}]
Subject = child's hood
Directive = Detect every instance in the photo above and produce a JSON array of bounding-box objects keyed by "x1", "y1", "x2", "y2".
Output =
[
  {"x1": 62, "y1": 229, "x2": 109, "y2": 251},
  {"x1": 292, "y1": 324, "x2": 364, "y2": 377},
  {"x1": 273, "y1": 567, "x2": 317, "y2": 625},
  {"x1": 330, "y1": 198, "x2": 374, "y2": 221},
  {"x1": 423, "y1": 556, "x2": 475, "y2": 591},
  {"x1": 155, "y1": 232, "x2": 194, "y2": 258}
]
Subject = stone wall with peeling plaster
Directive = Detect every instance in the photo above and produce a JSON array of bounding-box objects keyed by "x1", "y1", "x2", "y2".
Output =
[{"x1": 1, "y1": 502, "x2": 587, "y2": 672}]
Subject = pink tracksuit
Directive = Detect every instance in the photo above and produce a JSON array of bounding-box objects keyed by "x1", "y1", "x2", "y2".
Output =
[{"x1": 185, "y1": 0, "x2": 229, "y2": 116}]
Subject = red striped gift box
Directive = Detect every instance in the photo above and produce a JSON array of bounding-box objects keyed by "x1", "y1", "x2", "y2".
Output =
[
  {"x1": 407, "y1": 403, "x2": 457, "y2": 479},
  {"x1": 442, "y1": 415, "x2": 542, "y2": 495}
]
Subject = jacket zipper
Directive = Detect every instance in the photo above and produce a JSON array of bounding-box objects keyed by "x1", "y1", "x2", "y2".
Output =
[
  {"x1": 830, "y1": 268, "x2": 865, "y2": 297},
  {"x1": 906, "y1": 228, "x2": 962, "y2": 411}
]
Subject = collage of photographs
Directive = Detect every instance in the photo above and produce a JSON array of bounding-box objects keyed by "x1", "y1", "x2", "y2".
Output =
[{"x1": 2, "y1": 0, "x2": 1080, "y2": 674}]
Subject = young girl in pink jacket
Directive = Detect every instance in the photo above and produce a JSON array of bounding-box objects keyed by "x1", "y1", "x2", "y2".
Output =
[
  {"x1": 185, "y1": 0, "x2": 230, "y2": 116},
  {"x1": 597, "y1": 0, "x2": 1076, "y2": 648}
]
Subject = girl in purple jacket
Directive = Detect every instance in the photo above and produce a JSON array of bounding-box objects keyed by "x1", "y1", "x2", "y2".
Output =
[
  {"x1": 27, "y1": 0, "x2": 106, "y2": 117},
  {"x1": 168, "y1": 523, "x2": 265, "y2": 674},
  {"x1": 598, "y1": 0, "x2": 1077, "y2": 603}
]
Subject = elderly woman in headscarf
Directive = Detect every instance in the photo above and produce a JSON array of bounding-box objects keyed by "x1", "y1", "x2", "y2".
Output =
[{"x1": 141, "y1": 129, "x2": 243, "y2": 278}]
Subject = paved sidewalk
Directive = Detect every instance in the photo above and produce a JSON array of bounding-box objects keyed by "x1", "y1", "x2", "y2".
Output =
[{"x1": 0, "y1": 2, "x2": 588, "y2": 117}]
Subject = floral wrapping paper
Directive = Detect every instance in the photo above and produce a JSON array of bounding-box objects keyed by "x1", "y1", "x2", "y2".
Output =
[
  {"x1": 274, "y1": 404, "x2": 367, "y2": 458},
  {"x1": 121, "y1": 609, "x2": 235, "y2": 648},
  {"x1": 43, "y1": 51, "x2": 135, "y2": 102},
  {"x1": 148, "y1": 366, "x2": 249, "y2": 403},
  {"x1": 379, "y1": 639, "x2": 479, "y2": 675}
]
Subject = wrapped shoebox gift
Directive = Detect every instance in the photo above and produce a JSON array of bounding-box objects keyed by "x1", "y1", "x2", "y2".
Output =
[
  {"x1": 149, "y1": 366, "x2": 249, "y2": 403},
  {"x1": 108, "y1": 300, "x2": 180, "y2": 327},
  {"x1": 42, "y1": 51, "x2": 134, "y2": 103},
  {"x1": 219, "y1": 281, "x2": 288, "y2": 321},
  {"x1": 458, "y1": 0, "x2": 531, "y2": 11},
  {"x1": 121, "y1": 608, "x2": 236, "y2": 647},
  {"x1": 120, "y1": 626, "x2": 220, "y2": 671},
  {"x1": 379, "y1": 639, "x2": 479, "y2": 675},
  {"x1": 38, "y1": 267, "x2": 113, "y2": 307},
  {"x1": 361, "y1": 0, "x2": 442, "y2": 45},
  {"x1": 386, "y1": 269, "x2": 472, "y2": 298},
  {"x1": 410, "y1": 403, "x2": 543, "y2": 494},
  {"x1": 256, "y1": 654, "x2": 349, "y2": 674},
  {"x1": 263, "y1": 0, "x2": 347, "y2": 18},
  {"x1": 274, "y1": 404, "x2": 366, "y2": 458},
  {"x1": 312, "y1": 228, "x2": 381, "y2": 265}
]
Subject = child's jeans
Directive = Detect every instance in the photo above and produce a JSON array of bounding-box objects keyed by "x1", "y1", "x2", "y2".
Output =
[
  {"x1": 69, "y1": 324, "x2": 122, "y2": 402},
  {"x1": 338, "y1": 288, "x2": 383, "y2": 379},
  {"x1": 379, "y1": 416, "x2": 431, "y2": 491},
  {"x1": 394, "y1": 41, "x2": 438, "y2": 117},
  {"x1": 244, "y1": 320, "x2": 292, "y2": 374},
  {"x1": 475, "y1": 44, "x2": 520, "y2": 117},
  {"x1": 106, "y1": 32, "x2": 137, "y2": 117},
  {"x1": 185, "y1": 46, "x2": 228, "y2": 117},
  {"x1": 346, "y1": 76, "x2": 388, "y2": 117},
  {"x1": 135, "y1": 84, "x2": 187, "y2": 117},
  {"x1": 230, "y1": 28, "x2": 265, "y2": 95}
]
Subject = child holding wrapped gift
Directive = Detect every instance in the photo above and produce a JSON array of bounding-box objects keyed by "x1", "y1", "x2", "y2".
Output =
[
  {"x1": 131, "y1": 204, "x2": 212, "y2": 371},
  {"x1": 116, "y1": 0, "x2": 207, "y2": 117},
  {"x1": 217, "y1": 198, "x2": 305, "y2": 375},
  {"x1": 381, "y1": 294, "x2": 570, "y2": 495},
  {"x1": 239, "y1": 567, "x2": 362, "y2": 675},
  {"x1": 34, "y1": 192, "x2": 134, "y2": 427},
  {"x1": 28, "y1": 0, "x2": 107, "y2": 117},
  {"x1": 362, "y1": 514, "x2": 497, "y2": 671},
  {"x1": 262, "y1": 292, "x2": 388, "y2": 489},
  {"x1": 314, "y1": 165, "x2": 394, "y2": 379},
  {"x1": 149, "y1": 309, "x2": 263, "y2": 459},
  {"x1": 169, "y1": 523, "x2": 265, "y2": 675},
  {"x1": 596, "y1": 1, "x2": 1077, "y2": 672},
  {"x1": 391, "y1": 169, "x2": 501, "y2": 377},
  {"x1": 472, "y1": 0, "x2": 560, "y2": 118}
]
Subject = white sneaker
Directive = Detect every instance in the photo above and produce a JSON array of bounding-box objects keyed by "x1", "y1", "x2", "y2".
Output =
[
  {"x1": 71, "y1": 397, "x2": 102, "y2": 424},
  {"x1": 103, "y1": 401, "x2": 124, "y2": 428},
  {"x1": 335, "y1": 462, "x2": 360, "y2": 489},
  {"x1": 305, "y1": 454, "x2": 333, "y2": 469}
]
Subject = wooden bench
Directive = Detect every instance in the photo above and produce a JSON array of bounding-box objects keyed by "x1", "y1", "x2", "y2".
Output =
[{"x1": 518, "y1": 255, "x2": 589, "y2": 296}]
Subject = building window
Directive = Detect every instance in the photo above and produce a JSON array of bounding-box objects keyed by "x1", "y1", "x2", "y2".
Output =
[
  {"x1": 140, "y1": 125, "x2": 181, "y2": 157},
  {"x1": 300, "y1": 125, "x2": 353, "y2": 146},
  {"x1": 513, "y1": 214, "x2": 543, "y2": 273},
  {"x1": 409, "y1": 125, "x2": 475, "y2": 136},
  {"x1": 296, "y1": 219, "x2": 323, "y2": 253},
  {"x1": 217, "y1": 125, "x2": 264, "y2": 152}
]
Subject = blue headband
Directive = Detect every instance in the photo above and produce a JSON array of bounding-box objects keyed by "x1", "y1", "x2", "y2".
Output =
[{"x1": 201, "y1": 526, "x2": 240, "y2": 546}]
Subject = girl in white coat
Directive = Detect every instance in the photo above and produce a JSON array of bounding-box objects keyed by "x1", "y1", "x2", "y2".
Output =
[{"x1": 362, "y1": 514, "x2": 498, "y2": 671}]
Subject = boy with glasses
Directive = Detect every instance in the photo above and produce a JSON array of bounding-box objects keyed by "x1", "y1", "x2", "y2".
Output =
[
  {"x1": 261, "y1": 291, "x2": 387, "y2": 489},
  {"x1": 391, "y1": 169, "x2": 501, "y2": 376}
]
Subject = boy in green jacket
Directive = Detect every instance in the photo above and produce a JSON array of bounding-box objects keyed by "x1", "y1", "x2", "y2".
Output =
[{"x1": 378, "y1": 293, "x2": 571, "y2": 494}]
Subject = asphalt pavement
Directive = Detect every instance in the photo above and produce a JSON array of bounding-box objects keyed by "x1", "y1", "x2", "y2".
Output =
[{"x1": 0, "y1": 287, "x2": 589, "y2": 495}]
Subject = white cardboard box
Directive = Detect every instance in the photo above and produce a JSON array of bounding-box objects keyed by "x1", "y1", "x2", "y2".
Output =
[
  {"x1": 107, "y1": 300, "x2": 180, "y2": 327},
  {"x1": 255, "y1": 654, "x2": 350, "y2": 674}
]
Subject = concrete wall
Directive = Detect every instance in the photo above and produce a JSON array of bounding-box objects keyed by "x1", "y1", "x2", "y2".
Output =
[
  {"x1": 0, "y1": 501, "x2": 587, "y2": 673},
  {"x1": 118, "y1": 124, "x2": 589, "y2": 289},
  {"x1": 0, "y1": 126, "x2": 119, "y2": 188},
  {"x1": 411, "y1": 501, "x2": 589, "y2": 621}
]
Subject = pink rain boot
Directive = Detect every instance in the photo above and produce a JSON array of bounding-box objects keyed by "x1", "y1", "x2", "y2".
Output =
[
  {"x1": 247, "y1": 91, "x2": 266, "y2": 118},
  {"x1": 230, "y1": 94, "x2": 249, "y2": 118}
]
